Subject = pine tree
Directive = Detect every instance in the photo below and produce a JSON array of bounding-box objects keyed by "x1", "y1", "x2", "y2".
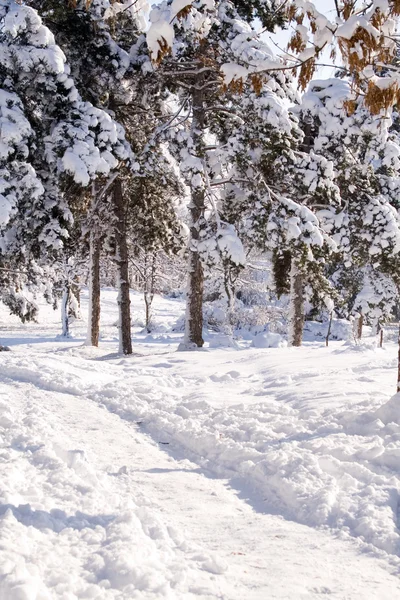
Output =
[
  {"x1": 299, "y1": 80, "x2": 400, "y2": 269},
  {"x1": 147, "y1": 0, "x2": 331, "y2": 348},
  {"x1": 298, "y1": 78, "x2": 400, "y2": 347},
  {"x1": 0, "y1": 1, "x2": 131, "y2": 344},
  {"x1": 219, "y1": 81, "x2": 341, "y2": 344},
  {"x1": 33, "y1": 0, "x2": 185, "y2": 352}
]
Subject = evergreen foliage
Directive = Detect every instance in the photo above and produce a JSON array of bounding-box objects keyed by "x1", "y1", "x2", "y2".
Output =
[{"x1": 3, "y1": 0, "x2": 400, "y2": 351}]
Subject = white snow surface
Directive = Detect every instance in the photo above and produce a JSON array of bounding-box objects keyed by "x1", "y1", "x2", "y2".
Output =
[{"x1": 1, "y1": 289, "x2": 400, "y2": 598}]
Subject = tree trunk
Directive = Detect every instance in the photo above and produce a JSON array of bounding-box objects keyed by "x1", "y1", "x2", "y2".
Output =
[
  {"x1": 325, "y1": 311, "x2": 333, "y2": 347},
  {"x1": 86, "y1": 229, "x2": 101, "y2": 347},
  {"x1": 288, "y1": 257, "x2": 304, "y2": 347},
  {"x1": 144, "y1": 253, "x2": 156, "y2": 333},
  {"x1": 61, "y1": 282, "x2": 70, "y2": 337},
  {"x1": 375, "y1": 320, "x2": 383, "y2": 348},
  {"x1": 113, "y1": 177, "x2": 132, "y2": 355},
  {"x1": 357, "y1": 313, "x2": 363, "y2": 340},
  {"x1": 397, "y1": 321, "x2": 400, "y2": 393},
  {"x1": 144, "y1": 293, "x2": 151, "y2": 332},
  {"x1": 183, "y1": 84, "x2": 206, "y2": 349},
  {"x1": 287, "y1": 116, "x2": 312, "y2": 349}
]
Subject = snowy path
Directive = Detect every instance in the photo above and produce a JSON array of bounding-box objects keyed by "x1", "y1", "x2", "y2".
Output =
[
  {"x1": 1, "y1": 355, "x2": 400, "y2": 599},
  {"x1": 1, "y1": 292, "x2": 400, "y2": 598}
]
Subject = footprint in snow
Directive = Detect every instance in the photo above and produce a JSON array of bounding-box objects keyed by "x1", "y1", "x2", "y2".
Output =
[
  {"x1": 310, "y1": 587, "x2": 333, "y2": 595},
  {"x1": 210, "y1": 371, "x2": 240, "y2": 382},
  {"x1": 264, "y1": 375, "x2": 293, "y2": 387},
  {"x1": 167, "y1": 359, "x2": 186, "y2": 364},
  {"x1": 200, "y1": 554, "x2": 228, "y2": 574},
  {"x1": 297, "y1": 370, "x2": 320, "y2": 378}
]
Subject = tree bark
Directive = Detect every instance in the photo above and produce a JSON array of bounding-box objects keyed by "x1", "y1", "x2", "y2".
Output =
[
  {"x1": 183, "y1": 83, "x2": 205, "y2": 348},
  {"x1": 144, "y1": 293, "x2": 151, "y2": 332},
  {"x1": 61, "y1": 282, "x2": 70, "y2": 338},
  {"x1": 357, "y1": 313, "x2": 363, "y2": 340},
  {"x1": 113, "y1": 177, "x2": 132, "y2": 355},
  {"x1": 325, "y1": 311, "x2": 333, "y2": 347},
  {"x1": 144, "y1": 253, "x2": 156, "y2": 333},
  {"x1": 288, "y1": 257, "x2": 304, "y2": 347},
  {"x1": 86, "y1": 229, "x2": 101, "y2": 346},
  {"x1": 397, "y1": 321, "x2": 400, "y2": 393}
]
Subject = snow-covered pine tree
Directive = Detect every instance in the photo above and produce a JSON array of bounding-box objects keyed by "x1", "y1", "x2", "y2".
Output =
[
  {"x1": 147, "y1": 0, "x2": 335, "y2": 348},
  {"x1": 0, "y1": 85, "x2": 44, "y2": 323},
  {"x1": 34, "y1": 0, "x2": 185, "y2": 353},
  {"x1": 208, "y1": 79, "x2": 340, "y2": 346},
  {"x1": 0, "y1": 1, "x2": 130, "y2": 340},
  {"x1": 28, "y1": 0, "x2": 138, "y2": 348},
  {"x1": 298, "y1": 78, "x2": 400, "y2": 340},
  {"x1": 147, "y1": 0, "x2": 224, "y2": 348},
  {"x1": 352, "y1": 267, "x2": 397, "y2": 335}
]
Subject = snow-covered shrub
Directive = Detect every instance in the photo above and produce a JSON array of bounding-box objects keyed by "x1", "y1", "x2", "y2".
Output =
[
  {"x1": 303, "y1": 318, "x2": 352, "y2": 341},
  {"x1": 252, "y1": 332, "x2": 287, "y2": 348},
  {"x1": 233, "y1": 303, "x2": 287, "y2": 336},
  {"x1": 209, "y1": 334, "x2": 239, "y2": 349},
  {"x1": 203, "y1": 302, "x2": 229, "y2": 333},
  {"x1": 204, "y1": 298, "x2": 288, "y2": 338}
]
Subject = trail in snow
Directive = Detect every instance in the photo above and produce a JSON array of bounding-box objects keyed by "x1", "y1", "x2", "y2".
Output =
[{"x1": 1, "y1": 290, "x2": 400, "y2": 599}]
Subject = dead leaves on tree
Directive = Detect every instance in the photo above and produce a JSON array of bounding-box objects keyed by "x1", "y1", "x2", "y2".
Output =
[
  {"x1": 365, "y1": 82, "x2": 400, "y2": 115},
  {"x1": 286, "y1": 1, "x2": 400, "y2": 113}
]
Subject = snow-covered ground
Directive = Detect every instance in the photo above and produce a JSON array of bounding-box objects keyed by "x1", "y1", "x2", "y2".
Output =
[{"x1": 1, "y1": 289, "x2": 400, "y2": 599}]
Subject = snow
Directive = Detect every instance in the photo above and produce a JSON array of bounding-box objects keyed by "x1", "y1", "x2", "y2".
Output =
[
  {"x1": 216, "y1": 224, "x2": 246, "y2": 266},
  {"x1": 335, "y1": 15, "x2": 380, "y2": 42},
  {"x1": 252, "y1": 331, "x2": 286, "y2": 348},
  {"x1": 2, "y1": 290, "x2": 400, "y2": 598},
  {"x1": 373, "y1": 392, "x2": 400, "y2": 424},
  {"x1": 0, "y1": 89, "x2": 31, "y2": 160},
  {"x1": 220, "y1": 63, "x2": 249, "y2": 85},
  {"x1": 171, "y1": 0, "x2": 192, "y2": 18},
  {"x1": 147, "y1": 5, "x2": 175, "y2": 62},
  {"x1": 0, "y1": 195, "x2": 12, "y2": 226}
]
